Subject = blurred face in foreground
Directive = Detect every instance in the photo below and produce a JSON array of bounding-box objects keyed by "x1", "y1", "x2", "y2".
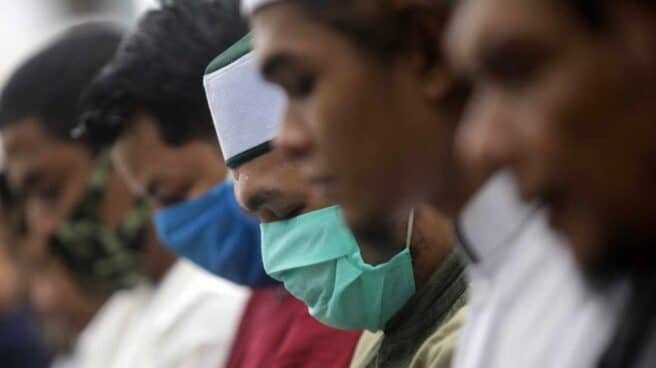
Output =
[
  {"x1": 446, "y1": 0, "x2": 656, "y2": 272},
  {"x1": 252, "y1": 2, "x2": 470, "y2": 244},
  {"x1": 2, "y1": 119, "x2": 135, "y2": 347}
]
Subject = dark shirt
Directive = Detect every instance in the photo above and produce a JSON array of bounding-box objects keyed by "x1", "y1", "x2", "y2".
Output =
[
  {"x1": 0, "y1": 307, "x2": 50, "y2": 368},
  {"x1": 598, "y1": 271, "x2": 656, "y2": 368},
  {"x1": 367, "y1": 250, "x2": 467, "y2": 368}
]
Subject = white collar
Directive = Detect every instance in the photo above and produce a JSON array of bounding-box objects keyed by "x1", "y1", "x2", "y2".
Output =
[
  {"x1": 241, "y1": 0, "x2": 284, "y2": 15},
  {"x1": 457, "y1": 171, "x2": 540, "y2": 274}
]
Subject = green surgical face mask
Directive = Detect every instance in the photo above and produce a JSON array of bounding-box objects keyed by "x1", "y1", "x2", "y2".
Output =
[{"x1": 261, "y1": 205, "x2": 416, "y2": 332}]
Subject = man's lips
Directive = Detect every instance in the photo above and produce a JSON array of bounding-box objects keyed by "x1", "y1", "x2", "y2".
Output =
[{"x1": 259, "y1": 202, "x2": 306, "y2": 223}]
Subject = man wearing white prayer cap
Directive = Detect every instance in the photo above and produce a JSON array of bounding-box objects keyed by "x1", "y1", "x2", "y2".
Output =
[
  {"x1": 206, "y1": 32, "x2": 469, "y2": 368},
  {"x1": 205, "y1": 33, "x2": 363, "y2": 367},
  {"x1": 242, "y1": 1, "x2": 631, "y2": 368}
]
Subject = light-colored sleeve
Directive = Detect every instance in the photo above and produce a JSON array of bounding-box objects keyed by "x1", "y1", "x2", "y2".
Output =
[
  {"x1": 457, "y1": 173, "x2": 536, "y2": 277},
  {"x1": 349, "y1": 331, "x2": 384, "y2": 368},
  {"x1": 410, "y1": 306, "x2": 468, "y2": 368}
]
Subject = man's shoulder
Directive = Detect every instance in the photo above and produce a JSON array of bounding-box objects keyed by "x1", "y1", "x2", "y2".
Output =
[
  {"x1": 410, "y1": 305, "x2": 469, "y2": 368},
  {"x1": 349, "y1": 331, "x2": 384, "y2": 368}
]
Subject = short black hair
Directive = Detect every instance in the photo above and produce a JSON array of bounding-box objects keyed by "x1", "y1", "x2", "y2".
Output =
[
  {"x1": 567, "y1": 0, "x2": 606, "y2": 28},
  {"x1": 77, "y1": 0, "x2": 248, "y2": 149},
  {"x1": 566, "y1": 0, "x2": 655, "y2": 29},
  {"x1": 0, "y1": 22, "x2": 124, "y2": 142}
]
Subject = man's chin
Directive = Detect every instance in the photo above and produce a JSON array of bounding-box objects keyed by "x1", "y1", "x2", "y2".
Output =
[
  {"x1": 549, "y1": 209, "x2": 628, "y2": 287},
  {"x1": 345, "y1": 211, "x2": 394, "y2": 245},
  {"x1": 342, "y1": 207, "x2": 401, "y2": 263},
  {"x1": 579, "y1": 228, "x2": 656, "y2": 289}
]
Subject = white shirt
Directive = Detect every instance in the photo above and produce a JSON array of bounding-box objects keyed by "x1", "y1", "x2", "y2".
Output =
[
  {"x1": 453, "y1": 173, "x2": 628, "y2": 368},
  {"x1": 52, "y1": 283, "x2": 154, "y2": 368},
  {"x1": 108, "y1": 260, "x2": 248, "y2": 368}
]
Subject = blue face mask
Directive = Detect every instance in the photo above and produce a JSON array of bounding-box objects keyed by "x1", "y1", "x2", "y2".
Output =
[{"x1": 154, "y1": 180, "x2": 278, "y2": 288}]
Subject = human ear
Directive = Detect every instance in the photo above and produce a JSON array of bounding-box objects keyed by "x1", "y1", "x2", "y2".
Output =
[
  {"x1": 401, "y1": 6, "x2": 457, "y2": 102},
  {"x1": 609, "y1": 1, "x2": 656, "y2": 71}
]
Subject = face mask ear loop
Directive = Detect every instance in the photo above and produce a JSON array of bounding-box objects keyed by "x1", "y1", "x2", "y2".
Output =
[{"x1": 405, "y1": 208, "x2": 415, "y2": 249}]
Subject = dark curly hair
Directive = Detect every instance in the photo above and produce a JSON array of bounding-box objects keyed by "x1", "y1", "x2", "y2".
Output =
[
  {"x1": 566, "y1": 0, "x2": 656, "y2": 29},
  {"x1": 77, "y1": 0, "x2": 248, "y2": 149}
]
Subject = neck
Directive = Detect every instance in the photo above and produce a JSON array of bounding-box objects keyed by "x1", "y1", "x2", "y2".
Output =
[
  {"x1": 379, "y1": 250, "x2": 467, "y2": 365},
  {"x1": 357, "y1": 205, "x2": 457, "y2": 288},
  {"x1": 440, "y1": 169, "x2": 490, "y2": 221},
  {"x1": 143, "y1": 225, "x2": 177, "y2": 284},
  {"x1": 407, "y1": 206, "x2": 455, "y2": 289},
  {"x1": 75, "y1": 294, "x2": 107, "y2": 333}
]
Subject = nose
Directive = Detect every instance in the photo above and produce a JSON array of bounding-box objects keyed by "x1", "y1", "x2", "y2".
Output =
[
  {"x1": 29, "y1": 273, "x2": 58, "y2": 316},
  {"x1": 234, "y1": 174, "x2": 305, "y2": 223},
  {"x1": 6, "y1": 163, "x2": 27, "y2": 196},
  {"x1": 233, "y1": 171, "x2": 276, "y2": 222},
  {"x1": 455, "y1": 91, "x2": 519, "y2": 181},
  {"x1": 25, "y1": 198, "x2": 59, "y2": 242},
  {"x1": 275, "y1": 103, "x2": 313, "y2": 162}
]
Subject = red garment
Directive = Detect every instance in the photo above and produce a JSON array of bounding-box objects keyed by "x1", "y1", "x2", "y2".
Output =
[{"x1": 225, "y1": 286, "x2": 361, "y2": 368}]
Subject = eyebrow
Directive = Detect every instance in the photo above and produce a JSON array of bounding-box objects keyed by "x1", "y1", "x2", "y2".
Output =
[
  {"x1": 477, "y1": 35, "x2": 551, "y2": 72},
  {"x1": 260, "y1": 52, "x2": 297, "y2": 83}
]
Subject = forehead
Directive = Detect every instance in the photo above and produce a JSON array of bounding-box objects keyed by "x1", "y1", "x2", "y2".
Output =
[
  {"x1": 447, "y1": 0, "x2": 578, "y2": 66},
  {"x1": 2, "y1": 119, "x2": 52, "y2": 157},
  {"x1": 253, "y1": 4, "x2": 312, "y2": 53},
  {"x1": 252, "y1": 3, "x2": 355, "y2": 65},
  {"x1": 2, "y1": 119, "x2": 63, "y2": 191}
]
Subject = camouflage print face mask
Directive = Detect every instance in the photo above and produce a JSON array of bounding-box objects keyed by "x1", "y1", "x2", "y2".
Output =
[{"x1": 49, "y1": 153, "x2": 150, "y2": 296}]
